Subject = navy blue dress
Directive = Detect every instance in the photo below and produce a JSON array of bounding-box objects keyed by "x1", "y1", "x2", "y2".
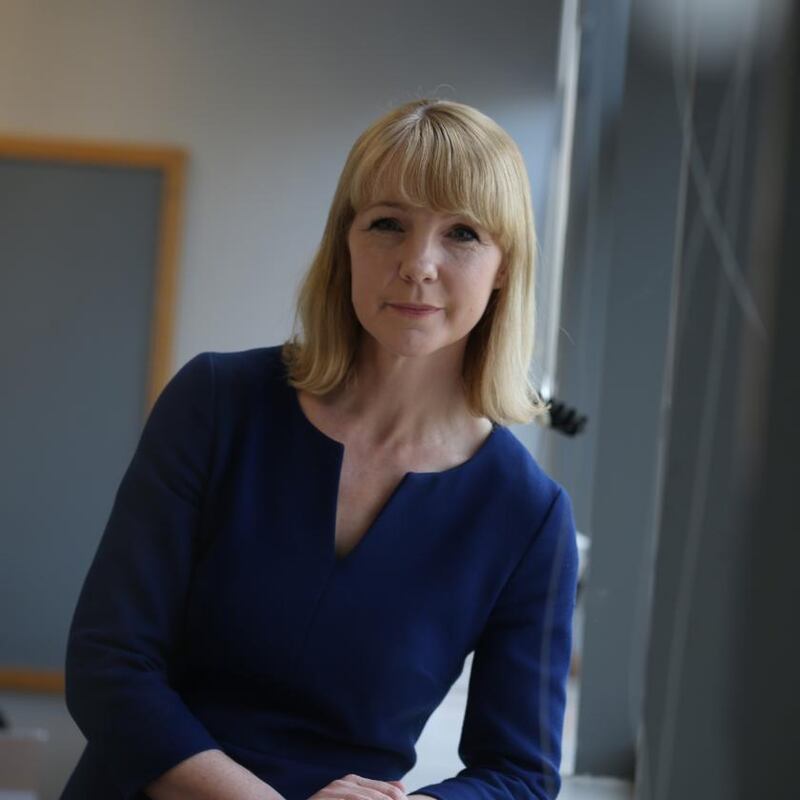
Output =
[{"x1": 60, "y1": 345, "x2": 578, "y2": 800}]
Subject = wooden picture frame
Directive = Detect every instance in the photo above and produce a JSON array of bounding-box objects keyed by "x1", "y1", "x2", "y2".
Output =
[{"x1": 0, "y1": 135, "x2": 188, "y2": 692}]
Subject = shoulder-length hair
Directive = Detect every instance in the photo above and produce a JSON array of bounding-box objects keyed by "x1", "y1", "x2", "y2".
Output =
[{"x1": 282, "y1": 98, "x2": 548, "y2": 426}]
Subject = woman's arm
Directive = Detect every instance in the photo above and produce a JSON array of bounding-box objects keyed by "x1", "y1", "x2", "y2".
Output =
[
  {"x1": 65, "y1": 353, "x2": 267, "y2": 797},
  {"x1": 405, "y1": 487, "x2": 580, "y2": 800},
  {"x1": 145, "y1": 749, "x2": 285, "y2": 800}
]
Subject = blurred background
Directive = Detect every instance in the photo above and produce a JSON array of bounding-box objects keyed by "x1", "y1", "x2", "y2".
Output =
[{"x1": 0, "y1": 1, "x2": 797, "y2": 799}]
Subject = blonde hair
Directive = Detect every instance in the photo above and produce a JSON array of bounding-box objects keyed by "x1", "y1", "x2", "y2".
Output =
[{"x1": 282, "y1": 98, "x2": 548, "y2": 426}]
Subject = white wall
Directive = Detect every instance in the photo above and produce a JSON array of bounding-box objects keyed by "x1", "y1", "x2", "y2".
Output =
[{"x1": 0, "y1": 0, "x2": 563, "y2": 372}]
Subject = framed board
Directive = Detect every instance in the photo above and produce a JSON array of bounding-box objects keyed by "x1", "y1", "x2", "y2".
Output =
[{"x1": 0, "y1": 135, "x2": 187, "y2": 692}]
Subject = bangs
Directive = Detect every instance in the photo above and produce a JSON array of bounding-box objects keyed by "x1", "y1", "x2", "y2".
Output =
[{"x1": 348, "y1": 114, "x2": 518, "y2": 247}]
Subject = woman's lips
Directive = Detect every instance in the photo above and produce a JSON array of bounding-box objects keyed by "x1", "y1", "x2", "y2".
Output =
[{"x1": 388, "y1": 304, "x2": 441, "y2": 317}]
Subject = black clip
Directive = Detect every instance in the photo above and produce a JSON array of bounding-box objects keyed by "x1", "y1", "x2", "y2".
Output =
[{"x1": 542, "y1": 397, "x2": 588, "y2": 437}]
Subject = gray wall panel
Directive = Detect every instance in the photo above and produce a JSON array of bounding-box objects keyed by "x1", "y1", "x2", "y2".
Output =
[{"x1": 0, "y1": 159, "x2": 162, "y2": 669}]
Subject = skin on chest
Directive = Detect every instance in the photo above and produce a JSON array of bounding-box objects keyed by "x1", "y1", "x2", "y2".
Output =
[
  {"x1": 297, "y1": 387, "x2": 493, "y2": 559},
  {"x1": 334, "y1": 452, "x2": 408, "y2": 558}
]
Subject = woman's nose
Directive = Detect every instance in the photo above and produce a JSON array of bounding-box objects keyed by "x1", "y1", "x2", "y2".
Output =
[{"x1": 398, "y1": 232, "x2": 439, "y2": 282}]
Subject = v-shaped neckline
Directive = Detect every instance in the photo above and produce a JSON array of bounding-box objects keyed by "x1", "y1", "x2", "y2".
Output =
[
  {"x1": 332, "y1": 470, "x2": 413, "y2": 563},
  {"x1": 287, "y1": 381, "x2": 503, "y2": 565}
]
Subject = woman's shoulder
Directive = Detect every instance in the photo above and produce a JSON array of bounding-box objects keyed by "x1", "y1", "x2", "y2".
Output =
[
  {"x1": 166, "y1": 345, "x2": 290, "y2": 426},
  {"x1": 197, "y1": 344, "x2": 288, "y2": 397},
  {"x1": 482, "y1": 424, "x2": 568, "y2": 526},
  {"x1": 204, "y1": 343, "x2": 285, "y2": 378}
]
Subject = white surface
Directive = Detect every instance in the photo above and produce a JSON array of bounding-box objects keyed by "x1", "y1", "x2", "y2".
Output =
[
  {"x1": 0, "y1": 729, "x2": 48, "y2": 794},
  {"x1": 0, "y1": 694, "x2": 83, "y2": 800},
  {"x1": 560, "y1": 776, "x2": 633, "y2": 800},
  {"x1": 576, "y1": 531, "x2": 590, "y2": 584},
  {"x1": 403, "y1": 655, "x2": 581, "y2": 791}
]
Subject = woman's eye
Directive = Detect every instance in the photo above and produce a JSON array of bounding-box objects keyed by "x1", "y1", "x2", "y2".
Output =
[
  {"x1": 449, "y1": 225, "x2": 480, "y2": 243},
  {"x1": 368, "y1": 217, "x2": 403, "y2": 232}
]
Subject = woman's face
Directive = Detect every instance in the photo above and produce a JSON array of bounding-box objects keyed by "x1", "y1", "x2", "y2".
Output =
[{"x1": 347, "y1": 197, "x2": 505, "y2": 360}]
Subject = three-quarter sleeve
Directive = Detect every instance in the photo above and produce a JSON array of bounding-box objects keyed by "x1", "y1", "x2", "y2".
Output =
[
  {"x1": 409, "y1": 487, "x2": 579, "y2": 800},
  {"x1": 64, "y1": 352, "x2": 221, "y2": 798}
]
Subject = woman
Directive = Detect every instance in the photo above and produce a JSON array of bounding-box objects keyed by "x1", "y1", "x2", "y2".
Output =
[{"x1": 61, "y1": 99, "x2": 579, "y2": 800}]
